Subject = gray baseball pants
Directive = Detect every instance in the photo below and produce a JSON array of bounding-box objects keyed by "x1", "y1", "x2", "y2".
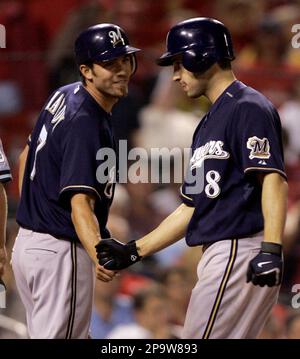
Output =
[
  {"x1": 11, "y1": 228, "x2": 94, "y2": 339},
  {"x1": 182, "y1": 233, "x2": 280, "y2": 339}
]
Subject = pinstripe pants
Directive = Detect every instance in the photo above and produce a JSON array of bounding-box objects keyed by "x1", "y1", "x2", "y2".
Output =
[
  {"x1": 11, "y1": 228, "x2": 94, "y2": 339},
  {"x1": 182, "y1": 233, "x2": 280, "y2": 339}
]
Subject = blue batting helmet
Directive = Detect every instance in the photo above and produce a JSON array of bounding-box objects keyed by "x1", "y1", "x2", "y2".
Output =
[
  {"x1": 157, "y1": 17, "x2": 235, "y2": 73},
  {"x1": 74, "y1": 23, "x2": 141, "y2": 74}
]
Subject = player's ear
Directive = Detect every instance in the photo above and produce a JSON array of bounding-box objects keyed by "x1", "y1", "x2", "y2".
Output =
[{"x1": 79, "y1": 64, "x2": 93, "y2": 83}]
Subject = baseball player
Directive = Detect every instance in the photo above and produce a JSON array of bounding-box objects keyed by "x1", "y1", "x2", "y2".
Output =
[
  {"x1": 0, "y1": 139, "x2": 12, "y2": 281},
  {"x1": 11, "y1": 24, "x2": 140, "y2": 338},
  {"x1": 96, "y1": 18, "x2": 288, "y2": 339}
]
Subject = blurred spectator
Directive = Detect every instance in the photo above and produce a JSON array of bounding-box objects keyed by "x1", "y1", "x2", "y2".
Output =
[
  {"x1": 111, "y1": 87, "x2": 142, "y2": 148},
  {"x1": 107, "y1": 213, "x2": 130, "y2": 244},
  {"x1": 281, "y1": 201, "x2": 300, "y2": 293},
  {"x1": 214, "y1": 0, "x2": 264, "y2": 52},
  {"x1": 177, "y1": 245, "x2": 203, "y2": 286},
  {"x1": 286, "y1": 312, "x2": 300, "y2": 339},
  {"x1": 159, "y1": 267, "x2": 192, "y2": 327},
  {"x1": 90, "y1": 273, "x2": 134, "y2": 339},
  {"x1": 47, "y1": 0, "x2": 106, "y2": 90},
  {"x1": 136, "y1": 77, "x2": 200, "y2": 151},
  {"x1": 0, "y1": 82, "x2": 22, "y2": 116},
  {"x1": 270, "y1": 3, "x2": 300, "y2": 69},
  {"x1": 118, "y1": 271, "x2": 155, "y2": 297},
  {"x1": 150, "y1": 184, "x2": 188, "y2": 267},
  {"x1": 177, "y1": 0, "x2": 213, "y2": 17},
  {"x1": 109, "y1": 184, "x2": 130, "y2": 217},
  {"x1": 236, "y1": 17, "x2": 287, "y2": 67},
  {"x1": 235, "y1": 16, "x2": 300, "y2": 107},
  {"x1": 0, "y1": 0, "x2": 48, "y2": 111},
  {"x1": 126, "y1": 180, "x2": 162, "y2": 239},
  {"x1": 257, "y1": 313, "x2": 285, "y2": 339},
  {"x1": 106, "y1": 284, "x2": 177, "y2": 338},
  {"x1": 279, "y1": 78, "x2": 300, "y2": 165}
]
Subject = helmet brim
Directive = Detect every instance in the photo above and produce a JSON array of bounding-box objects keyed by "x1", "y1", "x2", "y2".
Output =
[
  {"x1": 156, "y1": 51, "x2": 183, "y2": 66},
  {"x1": 93, "y1": 46, "x2": 141, "y2": 63}
]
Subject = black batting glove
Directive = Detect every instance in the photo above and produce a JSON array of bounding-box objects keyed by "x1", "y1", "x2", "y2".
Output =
[
  {"x1": 246, "y1": 242, "x2": 283, "y2": 287},
  {"x1": 95, "y1": 238, "x2": 141, "y2": 270}
]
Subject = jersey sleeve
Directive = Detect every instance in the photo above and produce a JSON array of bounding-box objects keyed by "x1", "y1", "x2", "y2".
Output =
[
  {"x1": 59, "y1": 117, "x2": 103, "y2": 203},
  {"x1": 180, "y1": 183, "x2": 195, "y2": 207},
  {"x1": 0, "y1": 140, "x2": 12, "y2": 183},
  {"x1": 231, "y1": 102, "x2": 287, "y2": 179}
]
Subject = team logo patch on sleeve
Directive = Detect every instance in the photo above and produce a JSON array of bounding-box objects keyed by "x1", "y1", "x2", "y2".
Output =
[{"x1": 246, "y1": 136, "x2": 271, "y2": 160}]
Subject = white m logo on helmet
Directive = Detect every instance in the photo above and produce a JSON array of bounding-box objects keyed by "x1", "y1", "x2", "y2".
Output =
[{"x1": 109, "y1": 28, "x2": 125, "y2": 47}]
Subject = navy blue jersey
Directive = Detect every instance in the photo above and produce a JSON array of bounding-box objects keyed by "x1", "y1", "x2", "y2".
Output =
[
  {"x1": 0, "y1": 139, "x2": 12, "y2": 183},
  {"x1": 181, "y1": 80, "x2": 286, "y2": 246},
  {"x1": 17, "y1": 82, "x2": 116, "y2": 241}
]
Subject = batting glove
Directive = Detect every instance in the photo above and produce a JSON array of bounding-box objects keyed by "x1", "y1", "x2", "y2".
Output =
[
  {"x1": 246, "y1": 242, "x2": 283, "y2": 287},
  {"x1": 95, "y1": 238, "x2": 141, "y2": 270}
]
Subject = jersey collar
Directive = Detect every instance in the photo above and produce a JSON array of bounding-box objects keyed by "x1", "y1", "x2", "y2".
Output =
[{"x1": 207, "y1": 80, "x2": 246, "y2": 118}]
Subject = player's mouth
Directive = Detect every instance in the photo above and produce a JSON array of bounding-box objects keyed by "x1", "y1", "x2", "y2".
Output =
[{"x1": 114, "y1": 79, "x2": 129, "y2": 85}]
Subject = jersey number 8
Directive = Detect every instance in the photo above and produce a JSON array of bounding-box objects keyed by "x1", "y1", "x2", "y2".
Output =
[{"x1": 205, "y1": 170, "x2": 221, "y2": 198}]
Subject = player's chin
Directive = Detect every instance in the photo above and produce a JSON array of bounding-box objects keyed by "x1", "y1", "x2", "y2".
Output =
[
  {"x1": 113, "y1": 84, "x2": 128, "y2": 97},
  {"x1": 188, "y1": 91, "x2": 202, "y2": 99}
]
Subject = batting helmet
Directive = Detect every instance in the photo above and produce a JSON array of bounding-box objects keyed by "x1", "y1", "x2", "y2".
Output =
[
  {"x1": 157, "y1": 17, "x2": 235, "y2": 73},
  {"x1": 74, "y1": 23, "x2": 141, "y2": 74}
]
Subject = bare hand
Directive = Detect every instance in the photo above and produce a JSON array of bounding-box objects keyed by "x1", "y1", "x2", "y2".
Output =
[{"x1": 95, "y1": 263, "x2": 118, "y2": 282}]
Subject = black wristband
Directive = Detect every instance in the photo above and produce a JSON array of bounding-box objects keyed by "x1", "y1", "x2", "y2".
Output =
[
  {"x1": 127, "y1": 240, "x2": 142, "y2": 260},
  {"x1": 261, "y1": 242, "x2": 282, "y2": 256}
]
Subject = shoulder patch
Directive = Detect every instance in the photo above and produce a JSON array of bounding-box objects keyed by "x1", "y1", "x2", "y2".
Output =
[{"x1": 246, "y1": 136, "x2": 270, "y2": 160}]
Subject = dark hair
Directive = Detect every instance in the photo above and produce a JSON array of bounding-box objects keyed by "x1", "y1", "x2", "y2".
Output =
[
  {"x1": 79, "y1": 62, "x2": 93, "y2": 85},
  {"x1": 217, "y1": 59, "x2": 232, "y2": 70}
]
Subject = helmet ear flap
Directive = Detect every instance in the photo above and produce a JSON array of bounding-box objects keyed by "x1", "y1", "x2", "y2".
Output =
[
  {"x1": 130, "y1": 53, "x2": 137, "y2": 75},
  {"x1": 182, "y1": 49, "x2": 217, "y2": 73}
]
